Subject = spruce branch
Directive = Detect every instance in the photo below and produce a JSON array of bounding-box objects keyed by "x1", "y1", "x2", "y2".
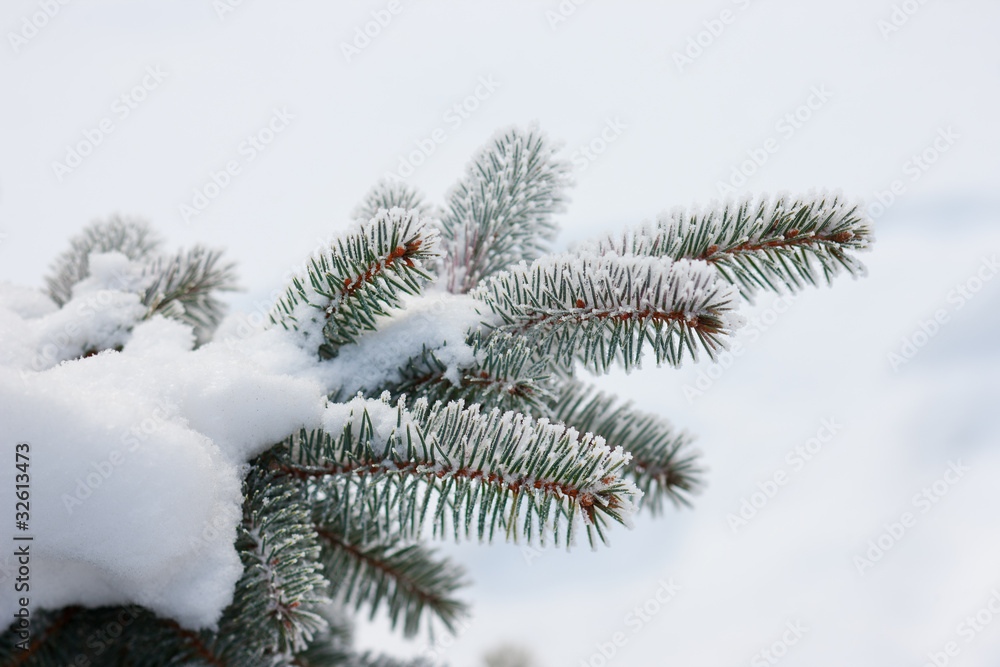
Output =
[
  {"x1": 291, "y1": 600, "x2": 438, "y2": 667},
  {"x1": 42, "y1": 218, "x2": 236, "y2": 354},
  {"x1": 120, "y1": 612, "x2": 293, "y2": 667},
  {"x1": 550, "y1": 381, "x2": 701, "y2": 514},
  {"x1": 229, "y1": 466, "x2": 330, "y2": 656},
  {"x1": 0, "y1": 605, "x2": 269, "y2": 667},
  {"x1": 579, "y1": 191, "x2": 873, "y2": 300},
  {"x1": 3, "y1": 125, "x2": 880, "y2": 665},
  {"x1": 275, "y1": 394, "x2": 639, "y2": 548},
  {"x1": 383, "y1": 332, "x2": 554, "y2": 415},
  {"x1": 291, "y1": 607, "x2": 354, "y2": 667},
  {"x1": 440, "y1": 126, "x2": 571, "y2": 293},
  {"x1": 270, "y1": 209, "x2": 440, "y2": 358},
  {"x1": 473, "y1": 253, "x2": 744, "y2": 372},
  {"x1": 140, "y1": 619, "x2": 233, "y2": 667},
  {"x1": 295, "y1": 651, "x2": 435, "y2": 667},
  {"x1": 141, "y1": 245, "x2": 239, "y2": 344},
  {"x1": 44, "y1": 215, "x2": 162, "y2": 306},
  {"x1": 313, "y1": 513, "x2": 468, "y2": 638},
  {"x1": 354, "y1": 180, "x2": 431, "y2": 223},
  {"x1": 0, "y1": 606, "x2": 88, "y2": 667}
]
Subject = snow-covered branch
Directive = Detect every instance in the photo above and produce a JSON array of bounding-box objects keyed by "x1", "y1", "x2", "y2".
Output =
[
  {"x1": 383, "y1": 331, "x2": 553, "y2": 415},
  {"x1": 551, "y1": 381, "x2": 701, "y2": 513},
  {"x1": 578, "y1": 191, "x2": 873, "y2": 300},
  {"x1": 277, "y1": 394, "x2": 639, "y2": 548},
  {"x1": 473, "y1": 253, "x2": 745, "y2": 372},
  {"x1": 44, "y1": 216, "x2": 162, "y2": 307},
  {"x1": 270, "y1": 208, "x2": 440, "y2": 357}
]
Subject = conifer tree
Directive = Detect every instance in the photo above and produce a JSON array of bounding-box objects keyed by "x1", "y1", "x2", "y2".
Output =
[{"x1": 0, "y1": 125, "x2": 872, "y2": 666}]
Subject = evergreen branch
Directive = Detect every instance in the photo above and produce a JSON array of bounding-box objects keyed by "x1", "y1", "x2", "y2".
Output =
[
  {"x1": 313, "y1": 515, "x2": 468, "y2": 638},
  {"x1": 0, "y1": 606, "x2": 84, "y2": 666},
  {"x1": 227, "y1": 465, "x2": 330, "y2": 656},
  {"x1": 292, "y1": 604, "x2": 435, "y2": 667},
  {"x1": 274, "y1": 394, "x2": 639, "y2": 548},
  {"x1": 295, "y1": 651, "x2": 436, "y2": 667},
  {"x1": 578, "y1": 191, "x2": 873, "y2": 300},
  {"x1": 158, "y1": 621, "x2": 230, "y2": 667},
  {"x1": 44, "y1": 215, "x2": 162, "y2": 306},
  {"x1": 122, "y1": 613, "x2": 263, "y2": 667},
  {"x1": 141, "y1": 245, "x2": 239, "y2": 344},
  {"x1": 270, "y1": 209, "x2": 440, "y2": 357},
  {"x1": 384, "y1": 332, "x2": 554, "y2": 415},
  {"x1": 440, "y1": 126, "x2": 571, "y2": 293},
  {"x1": 472, "y1": 253, "x2": 744, "y2": 372},
  {"x1": 291, "y1": 607, "x2": 354, "y2": 667},
  {"x1": 550, "y1": 381, "x2": 701, "y2": 514},
  {"x1": 354, "y1": 180, "x2": 431, "y2": 222},
  {"x1": 119, "y1": 464, "x2": 333, "y2": 667},
  {"x1": 0, "y1": 606, "x2": 259, "y2": 667}
]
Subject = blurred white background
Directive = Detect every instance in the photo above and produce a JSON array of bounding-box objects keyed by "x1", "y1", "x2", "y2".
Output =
[{"x1": 2, "y1": 1, "x2": 998, "y2": 665}]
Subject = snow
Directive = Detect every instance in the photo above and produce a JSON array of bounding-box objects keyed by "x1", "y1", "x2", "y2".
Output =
[
  {"x1": 316, "y1": 291, "x2": 492, "y2": 395},
  {"x1": 0, "y1": 285, "x2": 327, "y2": 629},
  {"x1": 0, "y1": 252, "x2": 151, "y2": 373},
  {"x1": 320, "y1": 393, "x2": 413, "y2": 457}
]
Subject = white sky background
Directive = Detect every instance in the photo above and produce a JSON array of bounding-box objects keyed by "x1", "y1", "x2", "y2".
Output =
[{"x1": 2, "y1": 1, "x2": 999, "y2": 665}]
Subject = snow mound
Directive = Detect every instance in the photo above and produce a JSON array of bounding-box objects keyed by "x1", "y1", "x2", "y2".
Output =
[{"x1": 0, "y1": 289, "x2": 326, "y2": 628}]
